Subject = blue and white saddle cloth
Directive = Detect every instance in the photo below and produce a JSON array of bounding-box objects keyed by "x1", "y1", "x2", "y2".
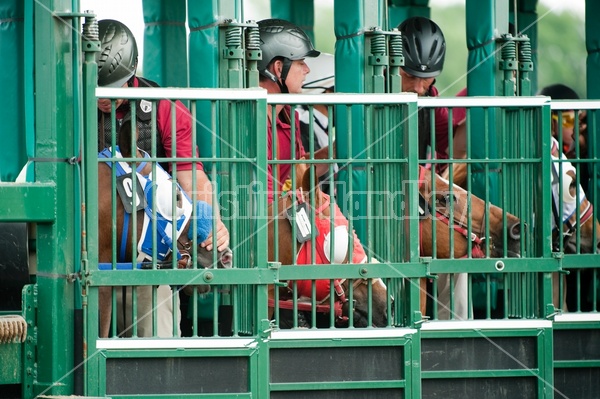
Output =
[{"x1": 99, "y1": 147, "x2": 193, "y2": 262}]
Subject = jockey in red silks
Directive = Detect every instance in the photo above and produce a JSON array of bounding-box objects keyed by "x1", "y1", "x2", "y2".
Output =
[{"x1": 294, "y1": 192, "x2": 368, "y2": 301}]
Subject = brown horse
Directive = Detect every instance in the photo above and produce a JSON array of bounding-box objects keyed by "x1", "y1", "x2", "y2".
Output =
[
  {"x1": 441, "y1": 146, "x2": 600, "y2": 311},
  {"x1": 97, "y1": 119, "x2": 232, "y2": 338},
  {"x1": 267, "y1": 148, "x2": 389, "y2": 328},
  {"x1": 419, "y1": 165, "x2": 522, "y2": 319}
]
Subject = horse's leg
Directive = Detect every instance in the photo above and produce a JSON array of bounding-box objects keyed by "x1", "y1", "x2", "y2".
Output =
[
  {"x1": 98, "y1": 286, "x2": 112, "y2": 338},
  {"x1": 420, "y1": 278, "x2": 427, "y2": 316},
  {"x1": 552, "y1": 272, "x2": 568, "y2": 312}
]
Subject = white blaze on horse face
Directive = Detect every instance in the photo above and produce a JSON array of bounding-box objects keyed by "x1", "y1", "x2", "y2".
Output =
[
  {"x1": 323, "y1": 225, "x2": 349, "y2": 263},
  {"x1": 561, "y1": 171, "x2": 576, "y2": 204},
  {"x1": 550, "y1": 151, "x2": 586, "y2": 230}
]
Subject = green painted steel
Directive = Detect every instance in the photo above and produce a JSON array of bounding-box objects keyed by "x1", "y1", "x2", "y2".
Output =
[
  {"x1": 27, "y1": 1, "x2": 79, "y2": 396},
  {"x1": 268, "y1": 335, "x2": 417, "y2": 397},
  {"x1": 0, "y1": 0, "x2": 27, "y2": 181},
  {"x1": 333, "y1": 0, "x2": 385, "y2": 242},
  {"x1": 586, "y1": 1, "x2": 600, "y2": 100},
  {"x1": 465, "y1": 1, "x2": 507, "y2": 205},
  {"x1": 388, "y1": 0, "x2": 431, "y2": 28},
  {"x1": 510, "y1": 0, "x2": 538, "y2": 94},
  {"x1": 422, "y1": 323, "x2": 554, "y2": 398},
  {"x1": 141, "y1": 0, "x2": 187, "y2": 87},
  {"x1": 270, "y1": 0, "x2": 315, "y2": 44},
  {"x1": 3, "y1": 2, "x2": 600, "y2": 399}
]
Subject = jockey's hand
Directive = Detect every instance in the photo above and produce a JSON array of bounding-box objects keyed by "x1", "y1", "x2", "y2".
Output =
[{"x1": 201, "y1": 219, "x2": 230, "y2": 252}]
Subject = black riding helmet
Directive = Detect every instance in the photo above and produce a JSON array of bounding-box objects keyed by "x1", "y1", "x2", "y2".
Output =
[
  {"x1": 257, "y1": 19, "x2": 320, "y2": 90},
  {"x1": 398, "y1": 16, "x2": 446, "y2": 78},
  {"x1": 96, "y1": 19, "x2": 138, "y2": 87}
]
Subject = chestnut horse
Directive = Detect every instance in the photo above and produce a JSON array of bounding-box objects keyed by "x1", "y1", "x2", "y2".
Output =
[
  {"x1": 419, "y1": 166, "x2": 522, "y2": 319},
  {"x1": 441, "y1": 140, "x2": 600, "y2": 311},
  {"x1": 267, "y1": 148, "x2": 389, "y2": 328},
  {"x1": 97, "y1": 119, "x2": 232, "y2": 338}
]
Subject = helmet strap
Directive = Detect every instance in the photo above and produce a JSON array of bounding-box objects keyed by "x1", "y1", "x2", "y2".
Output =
[
  {"x1": 277, "y1": 80, "x2": 289, "y2": 94},
  {"x1": 280, "y1": 58, "x2": 292, "y2": 82},
  {"x1": 276, "y1": 58, "x2": 293, "y2": 93}
]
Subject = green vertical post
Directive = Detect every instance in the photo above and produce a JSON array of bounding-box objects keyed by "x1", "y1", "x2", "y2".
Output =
[
  {"x1": 333, "y1": 0, "x2": 381, "y2": 241},
  {"x1": 142, "y1": 0, "x2": 187, "y2": 86},
  {"x1": 188, "y1": 0, "x2": 240, "y2": 169},
  {"x1": 510, "y1": 0, "x2": 538, "y2": 93},
  {"x1": 387, "y1": 0, "x2": 430, "y2": 28},
  {"x1": 80, "y1": 12, "x2": 101, "y2": 397},
  {"x1": 270, "y1": 0, "x2": 315, "y2": 43},
  {"x1": 586, "y1": 0, "x2": 600, "y2": 206},
  {"x1": 587, "y1": 1, "x2": 600, "y2": 100},
  {"x1": 0, "y1": 0, "x2": 27, "y2": 181},
  {"x1": 23, "y1": 0, "x2": 35, "y2": 182},
  {"x1": 33, "y1": 0, "x2": 77, "y2": 395},
  {"x1": 465, "y1": 0, "x2": 508, "y2": 204}
]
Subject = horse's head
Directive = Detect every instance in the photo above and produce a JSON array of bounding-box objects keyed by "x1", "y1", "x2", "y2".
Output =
[
  {"x1": 552, "y1": 160, "x2": 600, "y2": 254},
  {"x1": 340, "y1": 276, "x2": 389, "y2": 328},
  {"x1": 421, "y1": 166, "x2": 522, "y2": 258},
  {"x1": 178, "y1": 221, "x2": 232, "y2": 297},
  {"x1": 268, "y1": 145, "x2": 390, "y2": 328}
]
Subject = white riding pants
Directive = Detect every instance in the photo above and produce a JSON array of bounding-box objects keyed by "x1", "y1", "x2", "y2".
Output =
[
  {"x1": 116, "y1": 285, "x2": 181, "y2": 337},
  {"x1": 437, "y1": 273, "x2": 470, "y2": 320}
]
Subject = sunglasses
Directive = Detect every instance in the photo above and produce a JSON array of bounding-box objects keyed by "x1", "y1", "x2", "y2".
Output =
[{"x1": 552, "y1": 113, "x2": 575, "y2": 129}]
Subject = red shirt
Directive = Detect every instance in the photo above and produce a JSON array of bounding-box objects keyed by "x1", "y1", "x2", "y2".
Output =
[
  {"x1": 115, "y1": 77, "x2": 203, "y2": 172},
  {"x1": 430, "y1": 86, "x2": 467, "y2": 161},
  {"x1": 295, "y1": 194, "x2": 368, "y2": 300},
  {"x1": 267, "y1": 106, "x2": 306, "y2": 203}
]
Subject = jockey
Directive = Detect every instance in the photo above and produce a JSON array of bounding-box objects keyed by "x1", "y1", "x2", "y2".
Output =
[{"x1": 257, "y1": 18, "x2": 319, "y2": 203}]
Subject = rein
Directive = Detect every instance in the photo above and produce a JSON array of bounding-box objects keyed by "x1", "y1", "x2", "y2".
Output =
[
  {"x1": 550, "y1": 139, "x2": 594, "y2": 251},
  {"x1": 271, "y1": 186, "x2": 358, "y2": 323},
  {"x1": 418, "y1": 166, "x2": 487, "y2": 258},
  {"x1": 269, "y1": 278, "x2": 365, "y2": 324},
  {"x1": 552, "y1": 194, "x2": 594, "y2": 250}
]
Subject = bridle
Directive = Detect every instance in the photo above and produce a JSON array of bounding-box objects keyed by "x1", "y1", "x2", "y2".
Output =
[
  {"x1": 418, "y1": 166, "x2": 489, "y2": 258},
  {"x1": 550, "y1": 144, "x2": 595, "y2": 252},
  {"x1": 269, "y1": 187, "x2": 375, "y2": 326},
  {"x1": 550, "y1": 177, "x2": 594, "y2": 252}
]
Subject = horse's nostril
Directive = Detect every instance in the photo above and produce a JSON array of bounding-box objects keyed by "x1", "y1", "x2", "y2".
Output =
[
  {"x1": 509, "y1": 222, "x2": 521, "y2": 240},
  {"x1": 220, "y1": 250, "x2": 233, "y2": 268}
]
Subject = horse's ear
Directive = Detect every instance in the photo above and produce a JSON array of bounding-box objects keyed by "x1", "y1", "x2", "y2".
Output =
[
  {"x1": 311, "y1": 144, "x2": 335, "y2": 178},
  {"x1": 117, "y1": 117, "x2": 135, "y2": 158},
  {"x1": 313, "y1": 143, "x2": 335, "y2": 160},
  {"x1": 301, "y1": 163, "x2": 315, "y2": 193}
]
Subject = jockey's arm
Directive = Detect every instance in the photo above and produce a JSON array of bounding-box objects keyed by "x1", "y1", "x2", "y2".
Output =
[
  {"x1": 451, "y1": 121, "x2": 467, "y2": 160},
  {"x1": 176, "y1": 169, "x2": 230, "y2": 252}
]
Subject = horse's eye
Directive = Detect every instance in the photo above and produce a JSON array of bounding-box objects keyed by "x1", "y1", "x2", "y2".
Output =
[
  {"x1": 436, "y1": 193, "x2": 456, "y2": 207},
  {"x1": 570, "y1": 180, "x2": 577, "y2": 192}
]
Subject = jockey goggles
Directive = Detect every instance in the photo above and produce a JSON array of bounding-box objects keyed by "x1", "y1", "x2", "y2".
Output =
[{"x1": 552, "y1": 112, "x2": 576, "y2": 129}]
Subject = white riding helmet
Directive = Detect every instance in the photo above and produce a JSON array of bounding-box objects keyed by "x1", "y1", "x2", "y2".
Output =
[{"x1": 302, "y1": 52, "x2": 335, "y2": 94}]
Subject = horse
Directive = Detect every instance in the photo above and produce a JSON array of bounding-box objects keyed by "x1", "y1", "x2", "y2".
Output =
[
  {"x1": 267, "y1": 147, "x2": 389, "y2": 328},
  {"x1": 441, "y1": 141, "x2": 600, "y2": 312},
  {"x1": 419, "y1": 165, "x2": 522, "y2": 319},
  {"x1": 97, "y1": 118, "x2": 232, "y2": 338},
  {"x1": 549, "y1": 138, "x2": 600, "y2": 310}
]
